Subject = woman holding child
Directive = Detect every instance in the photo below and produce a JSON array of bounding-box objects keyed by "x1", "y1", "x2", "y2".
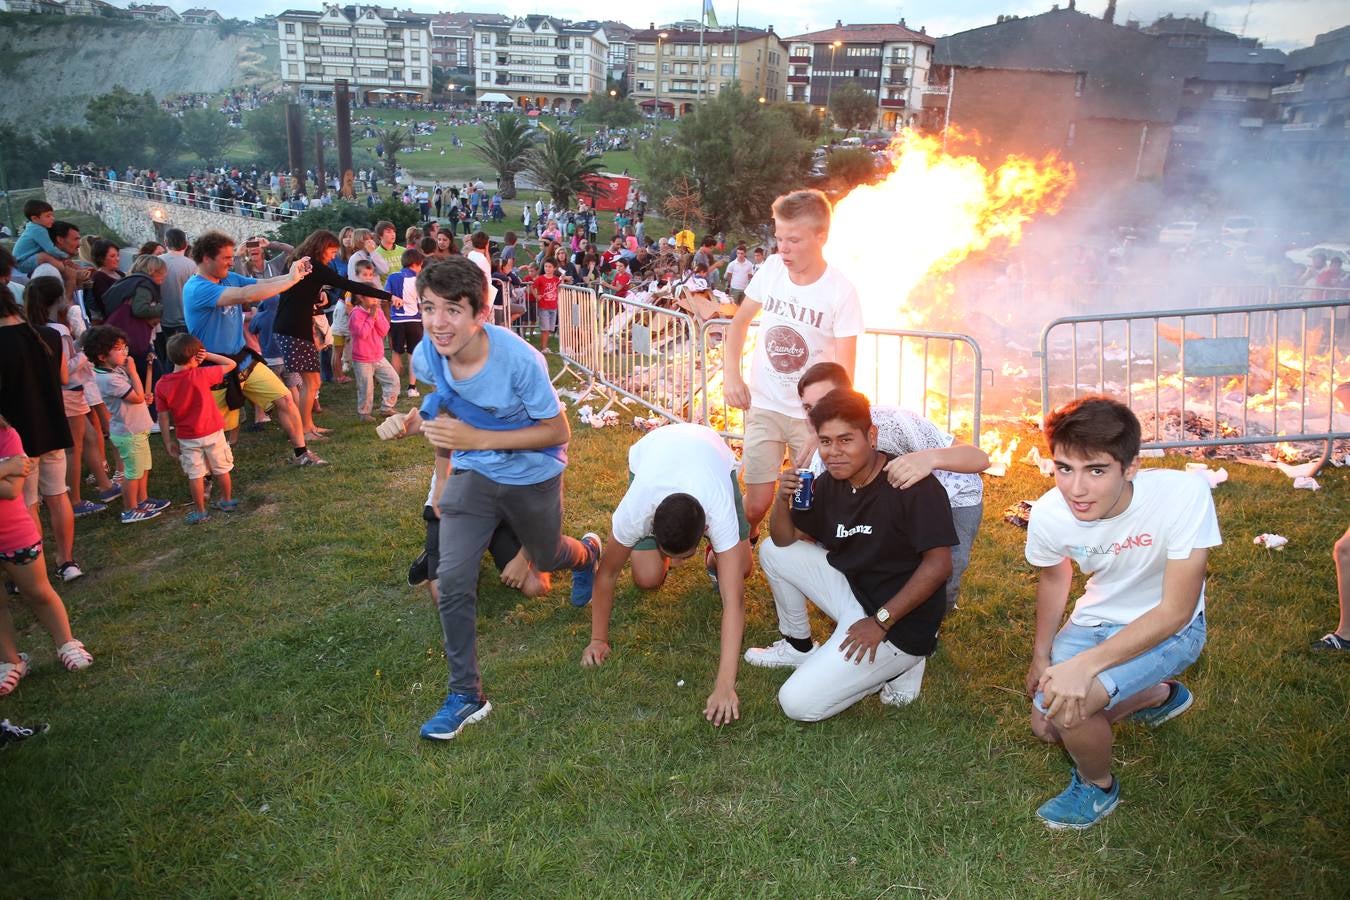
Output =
[{"x1": 275, "y1": 230, "x2": 392, "y2": 443}]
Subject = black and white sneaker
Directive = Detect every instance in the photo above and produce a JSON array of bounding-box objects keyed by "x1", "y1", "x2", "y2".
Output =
[
  {"x1": 0, "y1": 718, "x2": 49, "y2": 749},
  {"x1": 407, "y1": 550, "x2": 431, "y2": 587},
  {"x1": 56, "y1": 560, "x2": 84, "y2": 583}
]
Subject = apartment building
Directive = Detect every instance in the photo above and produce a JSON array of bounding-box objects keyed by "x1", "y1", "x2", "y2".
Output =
[
  {"x1": 627, "y1": 25, "x2": 788, "y2": 118},
  {"x1": 602, "y1": 20, "x2": 636, "y2": 86},
  {"x1": 471, "y1": 15, "x2": 609, "y2": 112},
  {"x1": 126, "y1": 3, "x2": 179, "y2": 21},
  {"x1": 277, "y1": 5, "x2": 432, "y2": 102},
  {"x1": 784, "y1": 19, "x2": 935, "y2": 132},
  {"x1": 431, "y1": 11, "x2": 509, "y2": 74},
  {"x1": 1268, "y1": 23, "x2": 1350, "y2": 183}
]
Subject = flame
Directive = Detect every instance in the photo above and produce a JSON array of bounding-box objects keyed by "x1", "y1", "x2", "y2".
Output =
[
  {"x1": 823, "y1": 130, "x2": 1074, "y2": 430},
  {"x1": 981, "y1": 428, "x2": 1021, "y2": 477}
]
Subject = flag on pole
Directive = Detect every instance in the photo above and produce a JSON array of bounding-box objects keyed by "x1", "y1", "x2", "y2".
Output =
[{"x1": 703, "y1": 0, "x2": 719, "y2": 27}]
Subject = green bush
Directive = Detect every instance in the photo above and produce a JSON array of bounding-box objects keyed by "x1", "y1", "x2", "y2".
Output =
[{"x1": 274, "y1": 197, "x2": 421, "y2": 245}]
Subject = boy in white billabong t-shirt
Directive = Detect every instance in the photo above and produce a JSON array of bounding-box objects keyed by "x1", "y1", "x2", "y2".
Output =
[
  {"x1": 579, "y1": 423, "x2": 753, "y2": 727},
  {"x1": 722, "y1": 190, "x2": 864, "y2": 539},
  {"x1": 1024, "y1": 396, "x2": 1221, "y2": 830}
]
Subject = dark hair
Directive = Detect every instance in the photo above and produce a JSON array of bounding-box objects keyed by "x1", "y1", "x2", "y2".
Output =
[
  {"x1": 401, "y1": 248, "x2": 425, "y2": 269},
  {"x1": 797, "y1": 362, "x2": 851, "y2": 397},
  {"x1": 49, "y1": 220, "x2": 79, "y2": 242},
  {"x1": 0, "y1": 245, "x2": 14, "y2": 279},
  {"x1": 807, "y1": 388, "x2": 873, "y2": 435},
  {"x1": 1044, "y1": 395, "x2": 1142, "y2": 468},
  {"x1": 23, "y1": 277, "x2": 65, "y2": 329},
  {"x1": 92, "y1": 239, "x2": 120, "y2": 268},
  {"x1": 374, "y1": 220, "x2": 396, "y2": 239},
  {"x1": 289, "y1": 229, "x2": 340, "y2": 270},
  {"x1": 22, "y1": 199, "x2": 52, "y2": 220},
  {"x1": 416, "y1": 256, "x2": 487, "y2": 314},
  {"x1": 652, "y1": 493, "x2": 706, "y2": 556},
  {"x1": 701, "y1": 235, "x2": 716, "y2": 247},
  {"x1": 504, "y1": 231, "x2": 517, "y2": 245},
  {"x1": 192, "y1": 230, "x2": 235, "y2": 263},
  {"x1": 353, "y1": 258, "x2": 375, "y2": 274},
  {"x1": 419, "y1": 236, "x2": 439, "y2": 255},
  {"x1": 81, "y1": 324, "x2": 129, "y2": 365},
  {"x1": 138, "y1": 241, "x2": 164, "y2": 256},
  {"x1": 166, "y1": 332, "x2": 204, "y2": 365},
  {"x1": 471, "y1": 231, "x2": 489, "y2": 250},
  {"x1": 165, "y1": 228, "x2": 188, "y2": 251}
]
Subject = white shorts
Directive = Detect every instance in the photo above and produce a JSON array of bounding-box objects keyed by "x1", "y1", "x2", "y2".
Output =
[
  {"x1": 177, "y1": 432, "x2": 234, "y2": 480},
  {"x1": 23, "y1": 449, "x2": 69, "y2": 507}
]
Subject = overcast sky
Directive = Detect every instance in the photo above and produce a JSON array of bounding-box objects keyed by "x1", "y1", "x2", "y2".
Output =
[{"x1": 221, "y1": 1, "x2": 1341, "y2": 49}]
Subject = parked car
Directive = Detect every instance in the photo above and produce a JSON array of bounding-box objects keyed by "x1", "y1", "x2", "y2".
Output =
[
  {"x1": 1220, "y1": 216, "x2": 1257, "y2": 240},
  {"x1": 1158, "y1": 221, "x2": 1200, "y2": 245}
]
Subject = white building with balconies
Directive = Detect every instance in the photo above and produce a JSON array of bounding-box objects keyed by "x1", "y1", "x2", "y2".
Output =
[
  {"x1": 472, "y1": 15, "x2": 609, "y2": 112},
  {"x1": 277, "y1": 5, "x2": 432, "y2": 103}
]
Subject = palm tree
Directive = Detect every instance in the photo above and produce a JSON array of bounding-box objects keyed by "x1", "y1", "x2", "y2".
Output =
[
  {"x1": 524, "y1": 127, "x2": 605, "y2": 210},
  {"x1": 376, "y1": 126, "x2": 411, "y2": 187},
  {"x1": 469, "y1": 114, "x2": 534, "y2": 200}
]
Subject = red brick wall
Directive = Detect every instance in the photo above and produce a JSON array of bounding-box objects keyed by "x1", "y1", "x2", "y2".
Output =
[{"x1": 946, "y1": 67, "x2": 1171, "y2": 189}]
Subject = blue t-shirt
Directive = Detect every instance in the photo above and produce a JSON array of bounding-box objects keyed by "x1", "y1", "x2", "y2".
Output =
[
  {"x1": 413, "y1": 324, "x2": 565, "y2": 485},
  {"x1": 183, "y1": 272, "x2": 258, "y2": 355},
  {"x1": 385, "y1": 267, "x2": 421, "y2": 323},
  {"x1": 247, "y1": 296, "x2": 283, "y2": 360}
]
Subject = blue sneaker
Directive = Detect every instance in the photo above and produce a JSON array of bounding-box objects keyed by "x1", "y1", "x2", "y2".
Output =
[
  {"x1": 71, "y1": 500, "x2": 106, "y2": 518},
  {"x1": 569, "y1": 532, "x2": 602, "y2": 607},
  {"x1": 1129, "y1": 680, "x2": 1193, "y2": 728},
  {"x1": 1037, "y1": 769, "x2": 1120, "y2": 830},
  {"x1": 419, "y1": 692, "x2": 492, "y2": 741},
  {"x1": 139, "y1": 498, "x2": 172, "y2": 513},
  {"x1": 95, "y1": 486, "x2": 123, "y2": 504}
]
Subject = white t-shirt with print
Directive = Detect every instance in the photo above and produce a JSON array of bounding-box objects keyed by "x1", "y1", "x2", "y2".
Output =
[
  {"x1": 743, "y1": 253, "x2": 864, "y2": 417},
  {"x1": 610, "y1": 423, "x2": 743, "y2": 553},
  {"x1": 1025, "y1": 469, "x2": 1221, "y2": 627},
  {"x1": 807, "y1": 404, "x2": 983, "y2": 508}
]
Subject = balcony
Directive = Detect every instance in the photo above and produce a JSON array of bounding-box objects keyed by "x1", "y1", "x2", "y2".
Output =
[
  {"x1": 884, "y1": 76, "x2": 908, "y2": 86},
  {"x1": 879, "y1": 98, "x2": 906, "y2": 109},
  {"x1": 788, "y1": 53, "x2": 811, "y2": 63},
  {"x1": 1271, "y1": 82, "x2": 1304, "y2": 95},
  {"x1": 787, "y1": 74, "x2": 809, "y2": 85},
  {"x1": 887, "y1": 57, "x2": 910, "y2": 66},
  {"x1": 1283, "y1": 122, "x2": 1320, "y2": 131}
]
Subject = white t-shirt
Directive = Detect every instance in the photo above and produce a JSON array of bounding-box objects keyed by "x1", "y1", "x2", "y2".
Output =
[
  {"x1": 610, "y1": 423, "x2": 743, "y2": 553},
  {"x1": 466, "y1": 248, "x2": 497, "y2": 304},
  {"x1": 726, "y1": 257, "x2": 756, "y2": 291},
  {"x1": 1025, "y1": 469, "x2": 1221, "y2": 627},
  {"x1": 807, "y1": 405, "x2": 983, "y2": 508},
  {"x1": 743, "y1": 254, "x2": 864, "y2": 417}
]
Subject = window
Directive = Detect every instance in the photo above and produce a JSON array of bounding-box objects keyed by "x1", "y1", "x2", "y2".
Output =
[
  {"x1": 481, "y1": 52, "x2": 491, "y2": 64},
  {"x1": 478, "y1": 32, "x2": 489, "y2": 45},
  {"x1": 661, "y1": 62, "x2": 670, "y2": 74},
  {"x1": 285, "y1": 23, "x2": 294, "y2": 34},
  {"x1": 675, "y1": 44, "x2": 689, "y2": 57},
  {"x1": 638, "y1": 43, "x2": 655, "y2": 54},
  {"x1": 411, "y1": 50, "x2": 421, "y2": 62},
  {"x1": 721, "y1": 63, "x2": 733, "y2": 77},
  {"x1": 1074, "y1": 72, "x2": 1086, "y2": 97},
  {"x1": 637, "y1": 60, "x2": 655, "y2": 72},
  {"x1": 287, "y1": 62, "x2": 297, "y2": 76},
  {"x1": 321, "y1": 26, "x2": 348, "y2": 37},
  {"x1": 574, "y1": 38, "x2": 583, "y2": 49},
  {"x1": 412, "y1": 70, "x2": 421, "y2": 81},
  {"x1": 481, "y1": 71, "x2": 490, "y2": 83},
  {"x1": 286, "y1": 43, "x2": 297, "y2": 55},
  {"x1": 573, "y1": 75, "x2": 582, "y2": 85}
]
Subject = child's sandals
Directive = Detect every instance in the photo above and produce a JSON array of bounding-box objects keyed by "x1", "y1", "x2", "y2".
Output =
[
  {"x1": 56, "y1": 640, "x2": 93, "y2": 671},
  {"x1": 0, "y1": 653, "x2": 29, "y2": 696}
]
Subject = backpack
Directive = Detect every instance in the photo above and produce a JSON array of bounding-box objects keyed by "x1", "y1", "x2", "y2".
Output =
[{"x1": 98, "y1": 273, "x2": 152, "y2": 319}]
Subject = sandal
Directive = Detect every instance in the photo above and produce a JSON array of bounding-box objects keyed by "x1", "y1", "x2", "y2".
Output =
[
  {"x1": 1311, "y1": 632, "x2": 1350, "y2": 651},
  {"x1": 56, "y1": 640, "x2": 93, "y2": 671},
  {"x1": 185, "y1": 510, "x2": 211, "y2": 525},
  {"x1": 0, "y1": 653, "x2": 29, "y2": 696}
]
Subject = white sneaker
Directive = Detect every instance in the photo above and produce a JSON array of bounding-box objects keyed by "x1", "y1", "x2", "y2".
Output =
[
  {"x1": 878, "y1": 658, "x2": 926, "y2": 707},
  {"x1": 406, "y1": 387, "x2": 420, "y2": 398},
  {"x1": 743, "y1": 638, "x2": 817, "y2": 669}
]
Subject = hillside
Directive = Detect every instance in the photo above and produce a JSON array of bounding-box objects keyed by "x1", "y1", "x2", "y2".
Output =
[{"x1": 0, "y1": 15, "x2": 278, "y2": 127}]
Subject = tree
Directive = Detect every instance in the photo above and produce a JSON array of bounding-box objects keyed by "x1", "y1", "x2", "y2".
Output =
[
  {"x1": 469, "y1": 114, "x2": 534, "y2": 200},
  {"x1": 523, "y1": 127, "x2": 605, "y2": 209},
  {"x1": 84, "y1": 86, "x2": 180, "y2": 169},
  {"x1": 772, "y1": 102, "x2": 828, "y2": 141},
  {"x1": 577, "y1": 92, "x2": 641, "y2": 128},
  {"x1": 244, "y1": 101, "x2": 290, "y2": 169},
  {"x1": 826, "y1": 147, "x2": 881, "y2": 190},
  {"x1": 828, "y1": 81, "x2": 876, "y2": 138},
  {"x1": 637, "y1": 84, "x2": 811, "y2": 233},
  {"x1": 662, "y1": 175, "x2": 706, "y2": 232},
  {"x1": 180, "y1": 108, "x2": 232, "y2": 168},
  {"x1": 276, "y1": 201, "x2": 375, "y2": 245},
  {"x1": 376, "y1": 126, "x2": 411, "y2": 186}
]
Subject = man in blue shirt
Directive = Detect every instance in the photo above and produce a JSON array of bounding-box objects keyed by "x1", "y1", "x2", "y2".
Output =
[
  {"x1": 412, "y1": 256, "x2": 600, "y2": 742},
  {"x1": 181, "y1": 230, "x2": 324, "y2": 466}
]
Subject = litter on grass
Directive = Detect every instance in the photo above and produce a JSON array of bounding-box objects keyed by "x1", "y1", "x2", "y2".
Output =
[{"x1": 1254, "y1": 533, "x2": 1289, "y2": 550}]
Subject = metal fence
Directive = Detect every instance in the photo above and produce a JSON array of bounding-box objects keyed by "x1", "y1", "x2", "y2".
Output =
[
  {"x1": 931, "y1": 280, "x2": 1346, "y2": 319},
  {"x1": 46, "y1": 170, "x2": 302, "y2": 222},
  {"x1": 1039, "y1": 297, "x2": 1350, "y2": 460}
]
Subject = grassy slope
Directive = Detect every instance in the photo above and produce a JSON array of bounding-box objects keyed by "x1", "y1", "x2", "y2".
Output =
[{"x1": 1, "y1": 370, "x2": 1346, "y2": 896}]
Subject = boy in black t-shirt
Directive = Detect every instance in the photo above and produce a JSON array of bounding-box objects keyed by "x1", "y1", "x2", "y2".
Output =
[{"x1": 748, "y1": 389, "x2": 957, "y2": 722}]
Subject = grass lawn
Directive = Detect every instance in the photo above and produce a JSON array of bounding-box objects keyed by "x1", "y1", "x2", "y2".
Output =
[
  {"x1": 1, "y1": 362, "x2": 1346, "y2": 895},
  {"x1": 3, "y1": 187, "x2": 128, "y2": 247}
]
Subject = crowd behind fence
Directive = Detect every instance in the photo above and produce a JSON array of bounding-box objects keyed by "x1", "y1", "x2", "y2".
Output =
[{"x1": 45, "y1": 171, "x2": 302, "y2": 223}]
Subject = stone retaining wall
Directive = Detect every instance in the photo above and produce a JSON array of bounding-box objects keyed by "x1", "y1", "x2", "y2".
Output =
[{"x1": 43, "y1": 181, "x2": 279, "y2": 247}]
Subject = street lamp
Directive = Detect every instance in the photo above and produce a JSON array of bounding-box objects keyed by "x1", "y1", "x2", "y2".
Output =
[
  {"x1": 609, "y1": 89, "x2": 617, "y2": 97},
  {"x1": 758, "y1": 96, "x2": 765, "y2": 104},
  {"x1": 656, "y1": 31, "x2": 669, "y2": 120},
  {"x1": 825, "y1": 39, "x2": 842, "y2": 108}
]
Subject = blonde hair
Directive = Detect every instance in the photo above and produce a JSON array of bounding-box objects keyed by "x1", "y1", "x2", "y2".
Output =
[
  {"x1": 130, "y1": 254, "x2": 166, "y2": 278},
  {"x1": 78, "y1": 234, "x2": 98, "y2": 265},
  {"x1": 771, "y1": 189, "x2": 832, "y2": 235}
]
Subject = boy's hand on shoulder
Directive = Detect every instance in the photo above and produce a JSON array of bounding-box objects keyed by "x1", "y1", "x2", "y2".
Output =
[{"x1": 885, "y1": 451, "x2": 935, "y2": 490}]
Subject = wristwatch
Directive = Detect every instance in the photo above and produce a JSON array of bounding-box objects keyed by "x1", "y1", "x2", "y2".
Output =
[{"x1": 874, "y1": 607, "x2": 892, "y2": 630}]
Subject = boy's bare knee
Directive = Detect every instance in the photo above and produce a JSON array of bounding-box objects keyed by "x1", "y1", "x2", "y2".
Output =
[{"x1": 1030, "y1": 711, "x2": 1061, "y2": 744}]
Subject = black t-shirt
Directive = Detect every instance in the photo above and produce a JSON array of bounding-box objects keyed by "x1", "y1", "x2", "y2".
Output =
[
  {"x1": 791, "y1": 456, "x2": 958, "y2": 656},
  {"x1": 0, "y1": 323, "x2": 73, "y2": 457}
]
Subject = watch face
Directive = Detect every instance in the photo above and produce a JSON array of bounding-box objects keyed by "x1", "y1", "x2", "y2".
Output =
[{"x1": 876, "y1": 609, "x2": 890, "y2": 624}]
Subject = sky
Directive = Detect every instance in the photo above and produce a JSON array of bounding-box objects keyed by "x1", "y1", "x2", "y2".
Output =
[{"x1": 218, "y1": 1, "x2": 1342, "y2": 50}]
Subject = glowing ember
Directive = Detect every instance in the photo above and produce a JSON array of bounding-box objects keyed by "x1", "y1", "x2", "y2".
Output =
[{"x1": 981, "y1": 428, "x2": 1021, "y2": 477}]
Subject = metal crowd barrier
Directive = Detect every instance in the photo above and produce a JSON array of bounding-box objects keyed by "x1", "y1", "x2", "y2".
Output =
[
  {"x1": 46, "y1": 170, "x2": 302, "y2": 222},
  {"x1": 1038, "y1": 298, "x2": 1350, "y2": 460}
]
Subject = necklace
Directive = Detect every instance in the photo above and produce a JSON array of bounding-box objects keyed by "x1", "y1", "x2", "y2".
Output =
[{"x1": 849, "y1": 454, "x2": 884, "y2": 494}]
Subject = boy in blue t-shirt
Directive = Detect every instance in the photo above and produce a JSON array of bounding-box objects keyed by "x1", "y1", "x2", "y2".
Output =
[
  {"x1": 411, "y1": 256, "x2": 600, "y2": 742},
  {"x1": 384, "y1": 247, "x2": 424, "y2": 399},
  {"x1": 12, "y1": 200, "x2": 68, "y2": 276}
]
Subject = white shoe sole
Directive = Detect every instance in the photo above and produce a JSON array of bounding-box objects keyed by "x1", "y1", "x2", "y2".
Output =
[
  {"x1": 422, "y1": 699, "x2": 492, "y2": 740},
  {"x1": 1039, "y1": 796, "x2": 1119, "y2": 830},
  {"x1": 742, "y1": 648, "x2": 814, "y2": 669}
]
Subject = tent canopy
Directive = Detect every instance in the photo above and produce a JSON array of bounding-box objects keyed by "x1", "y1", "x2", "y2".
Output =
[{"x1": 477, "y1": 92, "x2": 513, "y2": 104}]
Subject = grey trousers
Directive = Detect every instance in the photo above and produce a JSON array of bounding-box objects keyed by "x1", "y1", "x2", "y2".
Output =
[
  {"x1": 946, "y1": 502, "x2": 983, "y2": 612},
  {"x1": 436, "y1": 469, "x2": 588, "y2": 697}
]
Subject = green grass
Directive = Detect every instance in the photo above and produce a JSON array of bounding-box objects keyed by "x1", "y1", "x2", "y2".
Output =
[
  {"x1": 2, "y1": 372, "x2": 1346, "y2": 895},
  {"x1": 2, "y1": 187, "x2": 128, "y2": 247}
]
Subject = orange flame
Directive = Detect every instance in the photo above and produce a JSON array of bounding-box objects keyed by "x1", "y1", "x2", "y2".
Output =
[{"x1": 981, "y1": 428, "x2": 1021, "y2": 477}]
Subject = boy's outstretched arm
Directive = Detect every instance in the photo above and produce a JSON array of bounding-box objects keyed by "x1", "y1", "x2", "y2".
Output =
[
  {"x1": 581, "y1": 537, "x2": 632, "y2": 667},
  {"x1": 706, "y1": 540, "x2": 751, "y2": 726}
]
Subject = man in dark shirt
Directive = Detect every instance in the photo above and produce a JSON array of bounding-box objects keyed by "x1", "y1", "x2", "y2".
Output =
[{"x1": 748, "y1": 388, "x2": 957, "y2": 722}]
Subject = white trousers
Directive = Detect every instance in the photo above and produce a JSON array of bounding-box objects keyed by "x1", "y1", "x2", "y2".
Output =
[{"x1": 760, "y1": 539, "x2": 925, "y2": 722}]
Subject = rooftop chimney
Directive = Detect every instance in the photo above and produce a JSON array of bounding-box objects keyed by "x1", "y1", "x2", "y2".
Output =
[
  {"x1": 836, "y1": 19, "x2": 843, "y2": 29},
  {"x1": 1068, "y1": 0, "x2": 1076, "y2": 9},
  {"x1": 1202, "y1": 12, "x2": 1209, "y2": 24},
  {"x1": 899, "y1": 17, "x2": 906, "y2": 27},
  {"x1": 919, "y1": 25, "x2": 925, "y2": 34},
  {"x1": 1103, "y1": 1, "x2": 1116, "y2": 24}
]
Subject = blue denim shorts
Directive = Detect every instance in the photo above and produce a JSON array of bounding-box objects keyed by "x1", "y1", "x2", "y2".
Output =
[{"x1": 1035, "y1": 611, "x2": 1206, "y2": 713}]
